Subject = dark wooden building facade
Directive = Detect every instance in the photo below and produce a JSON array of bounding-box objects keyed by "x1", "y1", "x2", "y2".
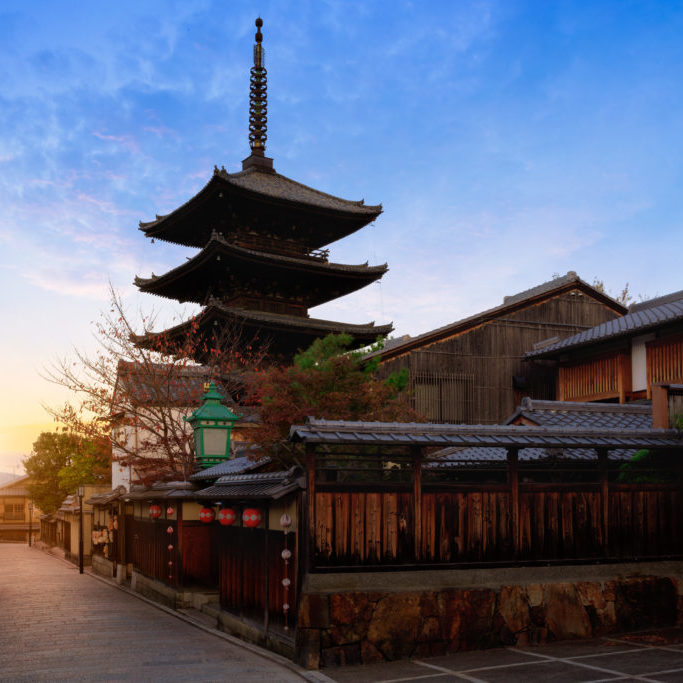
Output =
[
  {"x1": 374, "y1": 272, "x2": 626, "y2": 425},
  {"x1": 135, "y1": 19, "x2": 391, "y2": 362}
]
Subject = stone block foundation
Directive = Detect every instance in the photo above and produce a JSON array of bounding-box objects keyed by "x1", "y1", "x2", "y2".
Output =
[{"x1": 296, "y1": 562, "x2": 683, "y2": 668}]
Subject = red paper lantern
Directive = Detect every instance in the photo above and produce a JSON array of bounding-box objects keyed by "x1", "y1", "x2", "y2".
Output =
[
  {"x1": 218, "y1": 508, "x2": 237, "y2": 526},
  {"x1": 149, "y1": 504, "x2": 162, "y2": 519},
  {"x1": 166, "y1": 506, "x2": 175, "y2": 516},
  {"x1": 199, "y1": 506, "x2": 215, "y2": 523},
  {"x1": 242, "y1": 508, "x2": 262, "y2": 528}
]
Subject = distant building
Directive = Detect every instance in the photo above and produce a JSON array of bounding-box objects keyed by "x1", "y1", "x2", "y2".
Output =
[
  {"x1": 374, "y1": 272, "x2": 626, "y2": 425},
  {"x1": 0, "y1": 475, "x2": 41, "y2": 543}
]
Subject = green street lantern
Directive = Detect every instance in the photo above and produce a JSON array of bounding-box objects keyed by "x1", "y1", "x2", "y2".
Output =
[{"x1": 184, "y1": 382, "x2": 239, "y2": 470}]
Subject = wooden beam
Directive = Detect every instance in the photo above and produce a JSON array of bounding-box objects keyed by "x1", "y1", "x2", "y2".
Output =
[
  {"x1": 507, "y1": 448, "x2": 520, "y2": 558},
  {"x1": 598, "y1": 449, "x2": 609, "y2": 555},
  {"x1": 413, "y1": 446, "x2": 422, "y2": 562}
]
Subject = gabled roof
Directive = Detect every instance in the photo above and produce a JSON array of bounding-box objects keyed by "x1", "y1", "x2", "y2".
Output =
[
  {"x1": 134, "y1": 231, "x2": 387, "y2": 307},
  {"x1": 114, "y1": 360, "x2": 236, "y2": 408},
  {"x1": 505, "y1": 397, "x2": 652, "y2": 429},
  {"x1": 189, "y1": 455, "x2": 271, "y2": 482},
  {"x1": 371, "y1": 272, "x2": 626, "y2": 362},
  {"x1": 139, "y1": 167, "x2": 382, "y2": 249},
  {"x1": 526, "y1": 296, "x2": 683, "y2": 359},
  {"x1": 0, "y1": 474, "x2": 29, "y2": 495},
  {"x1": 194, "y1": 466, "x2": 304, "y2": 501}
]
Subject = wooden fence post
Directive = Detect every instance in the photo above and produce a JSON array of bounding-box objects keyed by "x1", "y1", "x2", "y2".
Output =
[
  {"x1": 413, "y1": 446, "x2": 422, "y2": 562},
  {"x1": 598, "y1": 448, "x2": 609, "y2": 556},
  {"x1": 507, "y1": 448, "x2": 519, "y2": 558}
]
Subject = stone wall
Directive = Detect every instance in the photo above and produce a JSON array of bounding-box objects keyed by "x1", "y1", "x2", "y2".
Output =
[{"x1": 296, "y1": 567, "x2": 683, "y2": 668}]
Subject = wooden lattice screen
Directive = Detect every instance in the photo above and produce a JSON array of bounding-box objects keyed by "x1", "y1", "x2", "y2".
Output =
[{"x1": 411, "y1": 372, "x2": 474, "y2": 423}]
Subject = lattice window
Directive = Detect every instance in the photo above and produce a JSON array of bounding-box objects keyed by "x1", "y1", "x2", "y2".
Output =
[{"x1": 3, "y1": 503, "x2": 24, "y2": 521}]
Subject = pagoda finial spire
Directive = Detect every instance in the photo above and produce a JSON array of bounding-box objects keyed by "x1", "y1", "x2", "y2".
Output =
[{"x1": 249, "y1": 17, "x2": 267, "y2": 156}]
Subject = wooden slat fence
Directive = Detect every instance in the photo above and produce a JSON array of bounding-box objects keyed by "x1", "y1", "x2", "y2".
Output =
[
  {"x1": 181, "y1": 522, "x2": 218, "y2": 587},
  {"x1": 647, "y1": 335, "x2": 683, "y2": 386},
  {"x1": 311, "y1": 483, "x2": 683, "y2": 568},
  {"x1": 559, "y1": 356, "x2": 619, "y2": 401},
  {"x1": 125, "y1": 517, "x2": 179, "y2": 585},
  {"x1": 218, "y1": 526, "x2": 296, "y2": 628}
]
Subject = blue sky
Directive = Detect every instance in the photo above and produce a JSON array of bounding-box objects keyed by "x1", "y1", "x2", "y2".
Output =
[{"x1": 2, "y1": 0, "x2": 683, "y2": 471}]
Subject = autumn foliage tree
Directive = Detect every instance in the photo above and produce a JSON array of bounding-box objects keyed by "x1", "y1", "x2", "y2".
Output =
[
  {"x1": 44, "y1": 287, "x2": 265, "y2": 484},
  {"x1": 250, "y1": 333, "x2": 420, "y2": 465},
  {"x1": 23, "y1": 432, "x2": 111, "y2": 514}
]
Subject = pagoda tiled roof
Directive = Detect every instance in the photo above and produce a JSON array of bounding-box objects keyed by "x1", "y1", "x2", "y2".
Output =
[
  {"x1": 134, "y1": 232, "x2": 387, "y2": 307},
  {"x1": 216, "y1": 166, "x2": 381, "y2": 214},
  {"x1": 139, "y1": 166, "x2": 382, "y2": 249}
]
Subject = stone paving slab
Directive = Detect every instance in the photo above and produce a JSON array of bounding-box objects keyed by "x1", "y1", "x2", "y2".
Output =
[
  {"x1": 0, "y1": 544, "x2": 304, "y2": 682},
  {"x1": 322, "y1": 628, "x2": 683, "y2": 682}
]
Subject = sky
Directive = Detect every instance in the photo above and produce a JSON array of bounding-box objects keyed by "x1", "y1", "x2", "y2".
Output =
[{"x1": 1, "y1": 0, "x2": 683, "y2": 472}]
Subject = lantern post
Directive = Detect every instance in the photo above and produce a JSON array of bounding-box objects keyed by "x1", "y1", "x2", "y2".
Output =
[
  {"x1": 77, "y1": 484, "x2": 85, "y2": 574},
  {"x1": 27, "y1": 501, "x2": 33, "y2": 547},
  {"x1": 184, "y1": 382, "x2": 239, "y2": 470}
]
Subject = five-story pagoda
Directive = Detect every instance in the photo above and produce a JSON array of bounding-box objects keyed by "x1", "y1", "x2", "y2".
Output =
[{"x1": 134, "y1": 18, "x2": 392, "y2": 362}]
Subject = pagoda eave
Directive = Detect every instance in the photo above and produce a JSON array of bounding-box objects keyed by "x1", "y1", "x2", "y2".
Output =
[
  {"x1": 134, "y1": 303, "x2": 393, "y2": 362},
  {"x1": 134, "y1": 236, "x2": 388, "y2": 307},
  {"x1": 139, "y1": 171, "x2": 382, "y2": 250}
]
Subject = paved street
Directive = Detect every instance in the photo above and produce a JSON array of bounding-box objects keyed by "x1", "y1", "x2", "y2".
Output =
[
  {"x1": 0, "y1": 544, "x2": 304, "y2": 682},
  {"x1": 4, "y1": 544, "x2": 683, "y2": 682}
]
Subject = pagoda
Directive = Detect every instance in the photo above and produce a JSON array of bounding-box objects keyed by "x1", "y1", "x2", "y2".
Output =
[{"x1": 134, "y1": 18, "x2": 392, "y2": 362}]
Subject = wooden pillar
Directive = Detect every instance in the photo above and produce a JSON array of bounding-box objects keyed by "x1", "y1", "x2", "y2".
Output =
[
  {"x1": 305, "y1": 444, "x2": 316, "y2": 571},
  {"x1": 652, "y1": 384, "x2": 670, "y2": 429},
  {"x1": 598, "y1": 449, "x2": 609, "y2": 556},
  {"x1": 507, "y1": 448, "x2": 520, "y2": 558},
  {"x1": 617, "y1": 352, "x2": 632, "y2": 404},
  {"x1": 557, "y1": 367, "x2": 566, "y2": 401},
  {"x1": 413, "y1": 446, "x2": 422, "y2": 562},
  {"x1": 263, "y1": 502, "x2": 270, "y2": 633}
]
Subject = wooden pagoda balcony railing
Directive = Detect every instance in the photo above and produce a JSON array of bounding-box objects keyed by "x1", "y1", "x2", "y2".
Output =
[
  {"x1": 647, "y1": 334, "x2": 683, "y2": 397},
  {"x1": 227, "y1": 232, "x2": 329, "y2": 262}
]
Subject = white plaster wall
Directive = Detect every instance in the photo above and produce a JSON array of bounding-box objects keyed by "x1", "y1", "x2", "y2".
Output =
[{"x1": 631, "y1": 334, "x2": 656, "y2": 392}]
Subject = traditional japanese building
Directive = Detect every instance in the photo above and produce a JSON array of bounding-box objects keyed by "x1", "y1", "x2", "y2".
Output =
[{"x1": 135, "y1": 18, "x2": 391, "y2": 361}]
